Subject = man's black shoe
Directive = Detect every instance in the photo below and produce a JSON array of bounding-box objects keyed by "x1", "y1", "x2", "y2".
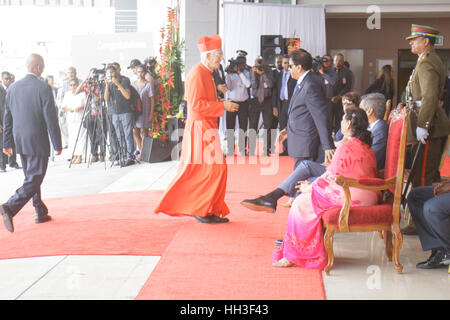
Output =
[
  {"x1": 194, "y1": 216, "x2": 216, "y2": 223},
  {"x1": 125, "y1": 159, "x2": 135, "y2": 166},
  {"x1": 209, "y1": 215, "x2": 229, "y2": 223},
  {"x1": 0, "y1": 205, "x2": 14, "y2": 233},
  {"x1": 35, "y1": 214, "x2": 52, "y2": 224},
  {"x1": 241, "y1": 196, "x2": 276, "y2": 213},
  {"x1": 0, "y1": 167, "x2": 6, "y2": 173},
  {"x1": 416, "y1": 250, "x2": 448, "y2": 269},
  {"x1": 9, "y1": 163, "x2": 21, "y2": 170},
  {"x1": 279, "y1": 151, "x2": 289, "y2": 156}
]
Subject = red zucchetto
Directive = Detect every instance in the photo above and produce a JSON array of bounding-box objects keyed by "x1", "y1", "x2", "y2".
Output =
[{"x1": 197, "y1": 34, "x2": 222, "y2": 53}]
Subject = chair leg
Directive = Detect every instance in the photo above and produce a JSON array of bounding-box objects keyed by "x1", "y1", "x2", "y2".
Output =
[
  {"x1": 383, "y1": 230, "x2": 393, "y2": 262},
  {"x1": 324, "y1": 226, "x2": 336, "y2": 275},
  {"x1": 392, "y1": 226, "x2": 403, "y2": 274}
]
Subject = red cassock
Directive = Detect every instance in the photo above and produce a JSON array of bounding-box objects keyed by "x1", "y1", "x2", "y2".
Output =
[{"x1": 154, "y1": 63, "x2": 230, "y2": 218}]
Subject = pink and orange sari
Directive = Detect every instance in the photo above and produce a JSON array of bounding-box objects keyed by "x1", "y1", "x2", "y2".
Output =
[{"x1": 273, "y1": 137, "x2": 380, "y2": 269}]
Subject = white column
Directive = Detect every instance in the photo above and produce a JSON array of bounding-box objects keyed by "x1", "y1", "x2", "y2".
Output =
[{"x1": 180, "y1": 0, "x2": 219, "y2": 76}]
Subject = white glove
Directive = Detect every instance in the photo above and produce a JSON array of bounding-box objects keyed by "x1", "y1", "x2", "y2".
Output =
[{"x1": 416, "y1": 127, "x2": 429, "y2": 144}]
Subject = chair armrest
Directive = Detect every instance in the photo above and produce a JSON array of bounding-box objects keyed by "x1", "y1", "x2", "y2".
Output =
[
  {"x1": 333, "y1": 175, "x2": 396, "y2": 232},
  {"x1": 335, "y1": 176, "x2": 396, "y2": 191}
]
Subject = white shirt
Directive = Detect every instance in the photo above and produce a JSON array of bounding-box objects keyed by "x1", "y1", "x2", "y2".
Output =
[
  {"x1": 368, "y1": 119, "x2": 380, "y2": 132},
  {"x1": 296, "y1": 70, "x2": 311, "y2": 87}
]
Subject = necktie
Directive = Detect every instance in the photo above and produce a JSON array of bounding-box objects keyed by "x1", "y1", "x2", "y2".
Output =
[{"x1": 281, "y1": 72, "x2": 288, "y2": 100}]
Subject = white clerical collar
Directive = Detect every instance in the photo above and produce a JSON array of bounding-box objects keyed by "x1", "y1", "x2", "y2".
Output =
[
  {"x1": 368, "y1": 119, "x2": 380, "y2": 132},
  {"x1": 297, "y1": 70, "x2": 310, "y2": 86},
  {"x1": 201, "y1": 62, "x2": 213, "y2": 72}
]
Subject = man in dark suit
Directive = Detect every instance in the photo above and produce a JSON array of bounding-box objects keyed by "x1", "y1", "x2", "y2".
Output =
[
  {"x1": 273, "y1": 55, "x2": 297, "y2": 156},
  {"x1": 0, "y1": 83, "x2": 7, "y2": 173},
  {"x1": 1, "y1": 71, "x2": 20, "y2": 170},
  {"x1": 1, "y1": 54, "x2": 62, "y2": 233},
  {"x1": 330, "y1": 53, "x2": 353, "y2": 134},
  {"x1": 278, "y1": 49, "x2": 335, "y2": 169}
]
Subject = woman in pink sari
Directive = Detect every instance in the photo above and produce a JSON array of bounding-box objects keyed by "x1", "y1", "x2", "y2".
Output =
[{"x1": 273, "y1": 108, "x2": 380, "y2": 269}]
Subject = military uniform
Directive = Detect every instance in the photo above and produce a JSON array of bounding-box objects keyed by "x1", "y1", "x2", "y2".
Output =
[{"x1": 405, "y1": 25, "x2": 450, "y2": 187}]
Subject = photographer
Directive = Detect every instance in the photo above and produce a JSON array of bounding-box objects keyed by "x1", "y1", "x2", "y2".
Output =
[
  {"x1": 224, "y1": 56, "x2": 251, "y2": 156},
  {"x1": 249, "y1": 56, "x2": 274, "y2": 156},
  {"x1": 104, "y1": 64, "x2": 135, "y2": 166},
  {"x1": 76, "y1": 69, "x2": 107, "y2": 163},
  {"x1": 313, "y1": 54, "x2": 337, "y2": 132}
]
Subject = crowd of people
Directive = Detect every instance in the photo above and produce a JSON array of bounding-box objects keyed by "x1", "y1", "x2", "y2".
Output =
[
  {"x1": 1, "y1": 58, "x2": 157, "y2": 171},
  {"x1": 1, "y1": 24, "x2": 450, "y2": 272}
]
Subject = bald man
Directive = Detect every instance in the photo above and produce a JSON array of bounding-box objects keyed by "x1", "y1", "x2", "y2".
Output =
[{"x1": 1, "y1": 54, "x2": 62, "y2": 233}]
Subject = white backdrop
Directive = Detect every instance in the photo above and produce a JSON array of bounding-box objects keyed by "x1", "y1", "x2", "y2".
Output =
[{"x1": 221, "y1": 2, "x2": 327, "y2": 64}]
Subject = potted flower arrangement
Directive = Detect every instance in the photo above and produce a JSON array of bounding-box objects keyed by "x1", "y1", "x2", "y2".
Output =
[{"x1": 149, "y1": 6, "x2": 185, "y2": 144}]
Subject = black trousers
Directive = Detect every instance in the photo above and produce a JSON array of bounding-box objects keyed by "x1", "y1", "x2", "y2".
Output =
[
  {"x1": 4, "y1": 154, "x2": 49, "y2": 218},
  {"x1": 0, "y1": 132, "x2": 7, "y2": 169},
  {"x1": 279, "y1": 99, "x2": 290, "y2": 153},
  {"x1": 86, "y1": 115, "x2": 106, "y2": 157},
  {"x1": 226, "y1": 100, "x2": 249, "y2": 155},
  {"x1": 330, "y1": 101, "x2": 343, "y2": 134},
  {"x1": 248, "y1": 98, "x2": 274, "y2": 155}
]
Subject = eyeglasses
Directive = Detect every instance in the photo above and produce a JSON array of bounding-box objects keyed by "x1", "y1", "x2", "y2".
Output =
[{"x1": 3, "y1": 77, "x2": 11, "y2": 81}]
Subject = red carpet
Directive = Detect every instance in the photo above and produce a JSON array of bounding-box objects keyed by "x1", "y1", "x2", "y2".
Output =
[
  {"x1": 0, "y1": 191, "x2": 189, "y2": 259},
  {"x1": 136, "y1": 156, "x2": 326, "y2": 300},
  {"x1": 0, "y1": 156, "x2": 326, "y2": 300}
]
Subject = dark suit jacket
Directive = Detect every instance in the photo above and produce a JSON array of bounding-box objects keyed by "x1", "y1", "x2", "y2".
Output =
[
  {"x1": 371, "y1": 119, "x2": 389, "y2": 170},
  {"x1": 0, "y1": 86, "x2": 6, "y2": 149},
  {"x1": 213, "y1": 64, "x2": 226, "y2": 99},
  {"x1": 3, "y1": 74, "x2": 62, "y2": 157},
  {"x1": 0, "y1": 86, "x2": 5, "y2": 125},
  {"x1": 287, "y1": 71, "x2": 334, "y2": 159},
  {"x1": 273, "y1": 69, "x2": 297, "y2": 111}
]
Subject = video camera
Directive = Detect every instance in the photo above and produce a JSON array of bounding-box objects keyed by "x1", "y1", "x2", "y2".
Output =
[
  {"x1": 255, "y1": 57, "x2": 265, "y2": 72},
  {"x1": 87, "y1": 64, "x2": 107, "y2": 88},
  {"x1": 312, "y1": 56, "x2": 329, "y2": 72},
  {"x1": 226, "y1": 58, "x2": 240, "y2": 74}
]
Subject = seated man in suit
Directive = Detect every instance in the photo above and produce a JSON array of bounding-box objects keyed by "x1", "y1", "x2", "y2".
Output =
[
  {"x1": 407, "y1": 180, "x2": 450, "y2": 269},
  {"x1": 241, "y1": 92, "x2": 388, "y2": 213}
]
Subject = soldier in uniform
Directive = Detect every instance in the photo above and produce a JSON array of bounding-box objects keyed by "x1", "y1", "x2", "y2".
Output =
[{"x1": 402, "y1": 24, "x2": 450, "y2": 235}]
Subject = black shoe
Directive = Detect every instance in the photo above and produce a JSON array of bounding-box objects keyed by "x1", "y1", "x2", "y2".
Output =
[
  {"x1": 35, "y1": 214, "x2": 52, "y2": 224},
  {"x1": 279, "y1": 151, "x2": 289, "y2": 156},
  {"x1": 0, "y1": 205, "x2": 14, "y2": 233},
  {"x1": 0, "y1": 167, "x2": 6, "y2": 173},
  {"x1": 241, "y1": 196, "x2": 276, "y2": 213},
  {"x1": 416, "y1": 250, "x2": 448, "y2": 269},
  {"x1": 209, "y1": 215, "x2": 229, "y2": 223},
  {"x1": 194, "y1": 216, "x2": 216, "y2": 223},
  {"x1": 125, "y1": 159, "x2": 135, "y2": 166},
  {"x1": 9, "y1": 163, "x2": 21, "y2": 169}
]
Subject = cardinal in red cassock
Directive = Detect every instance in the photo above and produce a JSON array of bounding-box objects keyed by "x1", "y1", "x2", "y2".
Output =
[{"x1": 154, "y1": 34, "x2": 239, "y2": 223}]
